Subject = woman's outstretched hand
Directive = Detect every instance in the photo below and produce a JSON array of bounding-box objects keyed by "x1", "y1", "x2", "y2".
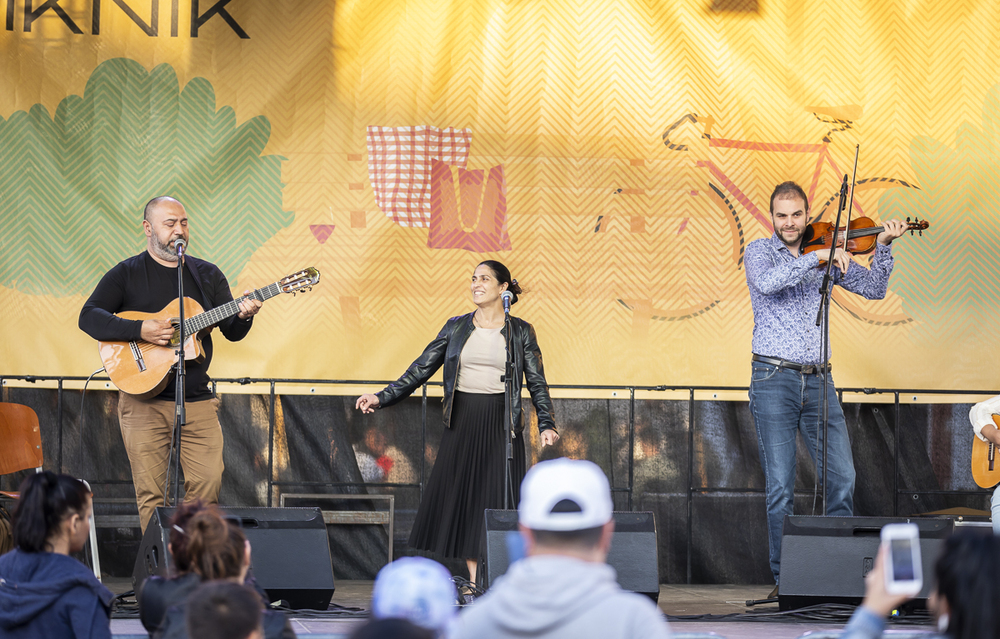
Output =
[
  {"x1": 356, "y1": 394, "x2": 381, "y2": 414},
  {"x1": 540, "y1": 430, "x2": 560, "y2": 447}
]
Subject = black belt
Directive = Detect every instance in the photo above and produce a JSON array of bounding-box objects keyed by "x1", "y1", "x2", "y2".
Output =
[{"x1": 752, "y1": 354, "x2": 830, "y2": 375}]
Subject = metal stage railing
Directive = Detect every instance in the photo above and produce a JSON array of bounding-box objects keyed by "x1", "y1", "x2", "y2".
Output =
[{"x1": 2, "y1": 373, "x2": 997, "y2": 584}]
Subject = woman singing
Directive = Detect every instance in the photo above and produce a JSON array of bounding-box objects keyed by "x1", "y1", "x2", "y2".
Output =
[{"x1": 356, "y1": 260, "x2": 559, "y2": 585}]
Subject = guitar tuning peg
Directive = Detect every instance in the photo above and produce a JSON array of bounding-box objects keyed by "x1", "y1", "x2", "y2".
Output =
[{"x1": 906, "y1": 216, "x2": 911, "y2": 223}]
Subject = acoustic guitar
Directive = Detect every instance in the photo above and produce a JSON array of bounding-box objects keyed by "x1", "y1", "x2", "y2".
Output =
[
  {"x1": 971, "y1": 414, "x2": 1000, "y2": 489},
  {"x1": 99, "y1": 267, "x2": 320, "y2": 398}
]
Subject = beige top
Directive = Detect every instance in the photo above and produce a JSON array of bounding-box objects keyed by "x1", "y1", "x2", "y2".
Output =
[{"x1": 456, "y1": 326, "x2": 506, "y2": 394}]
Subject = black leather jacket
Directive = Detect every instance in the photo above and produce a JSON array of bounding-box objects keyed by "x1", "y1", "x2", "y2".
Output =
[{"x1": 376, "y1": 312, "x2": 556, "y2": 435}]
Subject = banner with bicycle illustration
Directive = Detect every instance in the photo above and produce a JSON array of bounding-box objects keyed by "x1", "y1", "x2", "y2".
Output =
[{"x1": 1, "y1": 0, "x2": 999, "y2": 391}]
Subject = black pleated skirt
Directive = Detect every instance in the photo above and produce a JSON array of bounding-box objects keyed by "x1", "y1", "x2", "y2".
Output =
[{"x1": 408, "y1": 391, "x2": 526, "y2": 559}]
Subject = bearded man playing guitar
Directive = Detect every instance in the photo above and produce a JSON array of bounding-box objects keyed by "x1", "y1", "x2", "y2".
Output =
[
  {"x1": 745, "y1": 181, "x2": 908, "y2": 597},
  {"x1": 79, "y1": 196, "x2": 263, "y2": 533}
]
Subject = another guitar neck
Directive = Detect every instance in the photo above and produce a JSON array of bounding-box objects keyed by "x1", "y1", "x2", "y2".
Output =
[{"x1": 183, "y1": 282, "x2": 283, "y2": 334}]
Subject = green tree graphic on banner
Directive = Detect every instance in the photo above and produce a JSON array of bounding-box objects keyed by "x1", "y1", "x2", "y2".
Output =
[
  {"x1": 880, "y1": 84, "x2": 1000, "y2": 337},
  {"x1": 0, "y1": 58, "x2": 293, "y2": 297}
]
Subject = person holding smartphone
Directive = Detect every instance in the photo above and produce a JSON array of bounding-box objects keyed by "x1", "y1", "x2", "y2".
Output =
[{"x1": 840, "y1": 530, "x2": 1000, "y2": 639}]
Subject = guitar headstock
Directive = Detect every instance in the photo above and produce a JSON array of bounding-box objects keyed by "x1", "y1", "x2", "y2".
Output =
[
  {"x1": 280, "y1": 267, "x2": 321, "y2": 295},
  {"x1": 906, "y1": 217, "x2": 930, "y2": 236}
]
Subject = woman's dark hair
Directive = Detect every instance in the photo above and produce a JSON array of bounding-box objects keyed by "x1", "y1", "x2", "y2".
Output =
[
  {"x1": 349, "y1": 618, "x2": 435, "y2": 639},
  {"x1": 185, "y1": 581, "x2": 262, "y2": 639},
  {"x1": 168, "y1": 499, "x2": 205, "y2": 573},
  {"x1": 11, "y1": 471, "x2": 91, "y2": 553},
  {"x1": 169, "y1": 503, "x2": 246, "y2": 580},
  {"x1": 934, "y1": 530, "x2": 1000, "y2": 639},
  {"x1": 477, "y1": 260, "x2": 523, "y2": 305}
]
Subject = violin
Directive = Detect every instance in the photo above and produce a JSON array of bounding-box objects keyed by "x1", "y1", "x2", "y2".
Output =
[{"x1": 800, "y1": 216, "x2": 929, "y2": 256}]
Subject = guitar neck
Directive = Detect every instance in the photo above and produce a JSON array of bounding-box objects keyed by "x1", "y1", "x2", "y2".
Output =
[{"x1": 183, "y1": 282, "x2": 283, "y2": 334}]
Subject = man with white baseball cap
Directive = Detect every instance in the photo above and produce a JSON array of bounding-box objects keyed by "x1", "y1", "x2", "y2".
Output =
[{"x1": 454, "y1": 458, "x2": 671, "y2": 639}]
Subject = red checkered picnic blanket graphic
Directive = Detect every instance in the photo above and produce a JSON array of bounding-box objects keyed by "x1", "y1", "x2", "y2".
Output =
[{"x1": 367, "y1": 126, "x2": 473, "y2": 227}]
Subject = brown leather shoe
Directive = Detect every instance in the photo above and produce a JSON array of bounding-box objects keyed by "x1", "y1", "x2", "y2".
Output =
[{"x1": 768, "y1": 584, "x2": 779, "y2": 599}]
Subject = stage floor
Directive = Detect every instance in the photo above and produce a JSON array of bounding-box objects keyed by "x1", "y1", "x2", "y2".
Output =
[{"x1": 105, "y1": 578, "x2": 937, "y2": 638}]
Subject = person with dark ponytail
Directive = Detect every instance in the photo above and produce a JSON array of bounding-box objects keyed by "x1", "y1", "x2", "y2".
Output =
[
  {"x1": 0, "y1": 471, "x2": 113, "y2": 639},
  {"x1": 139, "y1": 501, "x2": 294, "y2": 639},
  {"x1": 841, "y1": 529, "x2": 1000, "y2": 639},
  {"x1": 356, "y1": 260, "x2": 559, "y2": 585}
]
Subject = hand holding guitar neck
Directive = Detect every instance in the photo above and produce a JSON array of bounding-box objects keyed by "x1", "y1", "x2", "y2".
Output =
[{"x1": 236, "y1": 291, "x2": 262, "y2": 319}]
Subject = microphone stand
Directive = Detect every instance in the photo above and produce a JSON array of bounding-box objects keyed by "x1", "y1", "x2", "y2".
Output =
[
  {"x1": 813, "y1": 145, "x2": 858, "y2": 516},
  {"x1": 501, "y1": 293, "x2": 516, "y2": 510},
  {"x1": 164, "y1": 240, "x2": 187, "y2": 508}
]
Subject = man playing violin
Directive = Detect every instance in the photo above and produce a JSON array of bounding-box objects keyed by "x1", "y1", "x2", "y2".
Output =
[{"x1": 745, "y1": 181, "x2": 907, "y2": 595}]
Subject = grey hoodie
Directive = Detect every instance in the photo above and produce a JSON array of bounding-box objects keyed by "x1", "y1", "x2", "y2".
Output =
[{"x1": 455, "y1": 554, "x2": 671, "y2": 639}]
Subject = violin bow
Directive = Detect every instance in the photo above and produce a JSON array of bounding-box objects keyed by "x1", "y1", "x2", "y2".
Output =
[{"x1": 841, "y1": 144, "x2": 860, "y2": 252}]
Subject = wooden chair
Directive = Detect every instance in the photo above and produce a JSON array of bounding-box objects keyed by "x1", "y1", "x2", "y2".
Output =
[{"x1": 0, "y1": 402, "x2": 102, "y2": 580}]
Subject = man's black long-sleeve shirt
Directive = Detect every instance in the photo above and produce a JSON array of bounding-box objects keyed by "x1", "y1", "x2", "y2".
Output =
[{"x1": 79, "y1": 251, "x2": 252, "y2": 402}]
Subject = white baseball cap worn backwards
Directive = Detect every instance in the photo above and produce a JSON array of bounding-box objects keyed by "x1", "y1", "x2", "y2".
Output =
[{"x1": 518, "y1": 457, "x2": 613, "y2": 531}]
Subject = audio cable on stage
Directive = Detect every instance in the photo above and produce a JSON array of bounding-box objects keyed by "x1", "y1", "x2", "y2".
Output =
[{"x1": 666, "y1": 602, "x2": 932, "y2": 625}]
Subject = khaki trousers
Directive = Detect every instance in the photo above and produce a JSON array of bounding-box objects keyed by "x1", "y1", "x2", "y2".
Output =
[{"x1": 118, "y1": 393, "x2": 225, "y2": 533}]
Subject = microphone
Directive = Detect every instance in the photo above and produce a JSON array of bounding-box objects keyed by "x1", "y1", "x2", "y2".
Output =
[
  {"x1": 173, "y1": 238, "x2": 186, "y2": 255},
  {"x1": 500, "y1": 290, "x2": 513, "y2": 314}
]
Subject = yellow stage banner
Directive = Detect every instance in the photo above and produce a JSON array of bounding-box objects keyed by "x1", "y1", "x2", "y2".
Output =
[{"x1": 1, "y1": 0, "x2": 998, "y2": 391}]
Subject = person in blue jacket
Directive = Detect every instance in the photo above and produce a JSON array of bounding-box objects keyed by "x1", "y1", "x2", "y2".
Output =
[{"x1": 0, "y1": 472, "x2": 112, "y2": 639}]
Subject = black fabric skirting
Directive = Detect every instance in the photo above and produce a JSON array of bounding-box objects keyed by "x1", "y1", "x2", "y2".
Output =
[{"x1": 408, "y1": 391, "x2": 526, "y2": 559}]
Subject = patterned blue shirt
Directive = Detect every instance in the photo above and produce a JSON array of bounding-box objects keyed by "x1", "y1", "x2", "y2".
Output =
[{"x1": 745, "y1": 234, "x2": 894, "y2": 365}]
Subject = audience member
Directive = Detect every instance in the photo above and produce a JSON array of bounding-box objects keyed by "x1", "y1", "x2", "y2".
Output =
[
  {"x1": 841, "y1": 529, "x2": 1000, "y2": 639},
  {"x1": 185, "y1": 580, "x2": 264, "y2": 639},
  {"x1": 0, "y1": 472, "x2": 113, "y2": 639},
  {"x1": 454, "y1": 458, "x2": 671, "y2": 639},
  {"x1": 138, "y1": 501, "x2": 295, "y2": 639},
  {"x1": 370, "y1": 556, "x2": 458, "y2": 637},
  {"x1": 349, "y1": 618, "x2": 435, "y2": 639}
]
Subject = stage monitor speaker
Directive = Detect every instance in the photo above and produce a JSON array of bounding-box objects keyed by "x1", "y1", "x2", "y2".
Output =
[
  {"x1": 778, "y1": 515, "x2": 954, "y2": 611},
  {"x1": 132, "y1": 506, "x2": 335, "y2": 610},
  {"x1": 479, "y1": 509, "x2": 659, "y2": 601}
]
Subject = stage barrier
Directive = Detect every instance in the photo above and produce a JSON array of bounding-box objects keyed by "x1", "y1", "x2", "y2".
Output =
[{"x1": 0, "y1": 375, "x2": 993, "y2": 585}]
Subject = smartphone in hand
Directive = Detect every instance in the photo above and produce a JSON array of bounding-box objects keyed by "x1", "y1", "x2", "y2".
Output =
[{"x1": 880, "y1": 522, "x2": 923, "y2": 596}]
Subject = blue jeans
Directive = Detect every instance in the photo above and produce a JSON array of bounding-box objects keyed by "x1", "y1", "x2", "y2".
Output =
[{"x1": 749, "y1": 362, "x2": 856, "y2": 583}]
